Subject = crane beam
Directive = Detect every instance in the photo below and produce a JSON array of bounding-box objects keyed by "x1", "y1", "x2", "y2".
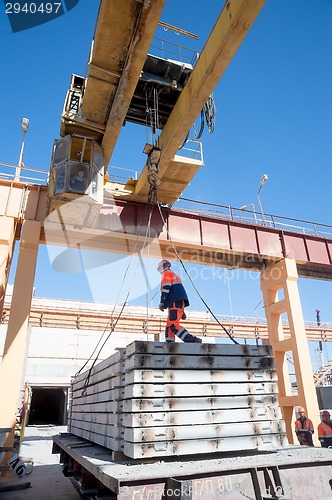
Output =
[
  {"x1": 134, "y1": 0, "x2": 266, "y2": 199},
  {"x1": 100, "y1": 0, "x2": 166, "y2": 166},
  {"x1": 61, "y1": 0, "x2": 166, "y2": 165}
]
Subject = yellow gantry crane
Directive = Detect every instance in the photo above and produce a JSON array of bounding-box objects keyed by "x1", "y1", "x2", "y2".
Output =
[
  {"x1": 1, "y1": 0, "x2": 325, "y2": 478},
  {"x1": 43, "y1": 0, "x2": 325, "y2": 447},
  {"x1": 49, "y1": 0, "x2": 266, "y2": 212}
]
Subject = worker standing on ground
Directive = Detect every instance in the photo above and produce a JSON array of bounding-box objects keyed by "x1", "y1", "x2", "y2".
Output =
[
  {"x1": 157, "y1": 260, "x2": 202, "y2": 343},
  {"x1": 318, "y1": 410, "x2": 332, "y2": 448},
  {"x1": 294, "y1": 406, "x2": 314, "y2": 446}
]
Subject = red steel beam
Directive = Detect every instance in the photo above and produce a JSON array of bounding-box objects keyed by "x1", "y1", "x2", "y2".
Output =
[
  {"x1": 41, "y1": 199, "x2": 332, "y2": 280},
  {"x1": 0, "y1": 181, "x2": 330, "y2": 280},
  {"x1": 91, "y1": 200, "x2": 332, "y2": 280}
]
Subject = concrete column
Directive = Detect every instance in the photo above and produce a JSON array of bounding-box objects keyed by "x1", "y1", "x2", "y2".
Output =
[
  {"x1": 261, "y1": 258, "x2": 320, "y2": 445},
  {"x1": 0, "y1": 220, "x2": 41, "y2": 472},
  {"x1": 0, "y1": 217, "x2": 16, "y2": 319}
]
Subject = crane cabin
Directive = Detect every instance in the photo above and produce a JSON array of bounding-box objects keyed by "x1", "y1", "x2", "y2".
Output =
[{"x1": 47, "y1": 134, "x2": 104, "y2": 226}]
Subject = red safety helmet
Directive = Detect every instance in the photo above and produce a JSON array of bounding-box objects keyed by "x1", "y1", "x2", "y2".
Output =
[{"x1": 157, "y1": 260, "x2": 171, "y2": 273}]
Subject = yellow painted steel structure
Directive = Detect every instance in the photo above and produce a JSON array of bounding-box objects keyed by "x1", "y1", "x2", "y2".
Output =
[
  {"x1": 132, "y1": 0, "x2": 266, "y2": 204},
  {"x1": 261, "y1": 259, "x2": 321, "y2": 445},
  {"x1": 0, "y1": 219, "x2": 41, "y2": 474},
  {"x1": 0, "y1": 0, "x2": 328, "y2": 475},
  {"x1": 60, "y1": 0, "x2": 266, "y2": 205},
  {"x1": 61, "y1": 0, "x2": 166, "y2": 150}
]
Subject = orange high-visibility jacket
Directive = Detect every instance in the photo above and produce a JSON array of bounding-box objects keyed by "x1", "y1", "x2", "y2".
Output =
[
  {"x1": 295, "y1": 417, "x2": 314, "y2": 434},
  {"x1": 160, "y1": 269, "x2": 189, "y2": 309},
  {"x1": 318, "y1": 421, "x2": 332, "y2": 438}
]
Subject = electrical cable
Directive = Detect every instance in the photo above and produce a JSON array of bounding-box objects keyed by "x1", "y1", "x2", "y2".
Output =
[
  {"x1": 178, "y1": 93, "x2": 216, "y2": 150},
  {"x1": 178, "y1": 131, "x2": 190, "y2": 150},
  {"x1": 156, "y1": 199, "x2": 239, "y2": 345},
  {"x1": 204, "y1": 93, "x2": 216, "y2": 134},
  {"x1": 193, "y1": 109, "x2": 205, "y2": 139}
]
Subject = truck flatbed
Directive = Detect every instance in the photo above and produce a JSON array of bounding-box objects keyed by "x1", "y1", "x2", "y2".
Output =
[{"x1": 53, "y1": 432, "x2": 332, "y2": 499}]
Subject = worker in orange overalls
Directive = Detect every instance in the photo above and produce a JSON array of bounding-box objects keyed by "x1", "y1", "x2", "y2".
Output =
[
  {"x1": 294, "y1": 406, "x2": 314, "y2": 446},
  {"x1": 157, "y1": 260, "x2": 202, "y2": 343},
  {"x1": 318, "y1": 410, "x2": 332, "y2": 448}
]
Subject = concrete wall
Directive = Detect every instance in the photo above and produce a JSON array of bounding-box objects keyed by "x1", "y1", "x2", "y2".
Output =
[{"x1": 0, "y1": 324, "x2": 155, "y2": 387}]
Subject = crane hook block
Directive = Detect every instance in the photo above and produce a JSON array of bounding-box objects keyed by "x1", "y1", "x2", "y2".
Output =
[{"x1": 145, "y1": 146, "x2": 161, "y2": 186}]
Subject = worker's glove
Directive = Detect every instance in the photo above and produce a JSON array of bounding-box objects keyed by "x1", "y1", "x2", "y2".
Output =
[
  {"x1": 181, "y1": 312, "x2": 187, "y2": 320},
  {"x1": 159, "y1": 303, "x2": 165, "y2": 312}
]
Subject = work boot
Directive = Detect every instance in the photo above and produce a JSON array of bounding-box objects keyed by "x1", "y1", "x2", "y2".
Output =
[
  {"x1": 184, "y1": 335, "x2": 202, "y2": 343},
  {"x1": 178, "y1": 328, "x2": 202, "y2": 343}
]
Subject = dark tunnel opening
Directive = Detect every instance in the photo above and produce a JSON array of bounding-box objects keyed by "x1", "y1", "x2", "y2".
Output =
[{"x1": 28, "y1": 387, "x2": 67, "y2": 425}]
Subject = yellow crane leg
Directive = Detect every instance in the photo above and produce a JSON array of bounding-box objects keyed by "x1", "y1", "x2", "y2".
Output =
[
  {"x1": 0, "y1": 217, "x2": 16, "y2": 320},
  {"x1": 261, "y1": 258, "x2": 321, "y2": 446},
  {"x1": 0, "y1": 220, "x2": 41, "y2": 475}
]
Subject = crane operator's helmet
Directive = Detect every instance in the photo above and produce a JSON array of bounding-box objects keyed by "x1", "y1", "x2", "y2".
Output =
[
  {"x1": 157, "y1": 260, "x2": 171, "y2": 273},
  {"x1": 298, "y1": 406, "x2": 305, "y2": 414}
]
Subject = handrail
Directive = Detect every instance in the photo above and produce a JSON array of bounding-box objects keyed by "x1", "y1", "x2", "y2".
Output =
[
  {"x1": 176, "y1": 197, "x2": 332, "y2": 239},
  {"x1": 4, "y1": 294, "x2": 330, "y2": 329},
  {"x1": 149, "y1": 36, "x2": 198, "y2": 66},
  {"x1": 0, "y1": 162, "x2": 331, "y2": 240},
  {"x1": 0, "y1": 161, "x2": 48, "y2": 184}
]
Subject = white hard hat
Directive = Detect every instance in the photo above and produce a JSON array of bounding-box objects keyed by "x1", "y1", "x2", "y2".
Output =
[{"x1": 157, "y1": 260, "x2": 171, "y2": 273}]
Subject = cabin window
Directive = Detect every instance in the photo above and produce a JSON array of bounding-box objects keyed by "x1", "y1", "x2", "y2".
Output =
[
  {"x1": 68, "y1": 162, "x2": 89, "y2": 194},
  {"x1": 54, "y1": 163, "x2": 66, "y2": 195},
  {"x1": 93, "y1": 142, "x2": 103, "y2": 169},
  {"x1": 53, "y1": 136, "x2": 70, "y2": 164}
]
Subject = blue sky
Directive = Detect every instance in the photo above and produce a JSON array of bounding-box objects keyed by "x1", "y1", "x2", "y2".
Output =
[{"x1": 1, "y1": 0, "x2": 332, "y2": 365}]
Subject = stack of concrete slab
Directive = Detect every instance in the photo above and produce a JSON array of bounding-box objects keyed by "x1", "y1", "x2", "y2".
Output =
[{"x1": 69, "y1": 341, "x2": 288, "y2": 459}]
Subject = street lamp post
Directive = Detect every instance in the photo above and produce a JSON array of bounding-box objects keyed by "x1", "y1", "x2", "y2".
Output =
[
  {"x1": 240, "y1": 203, "x2": 258, "y2": 224},
  {"x1": 15, "y1": 118, "x2": 29, "y2": 182},
  {"x1": 257, "y1": 173, "x2": 268, "y2": 225}
]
